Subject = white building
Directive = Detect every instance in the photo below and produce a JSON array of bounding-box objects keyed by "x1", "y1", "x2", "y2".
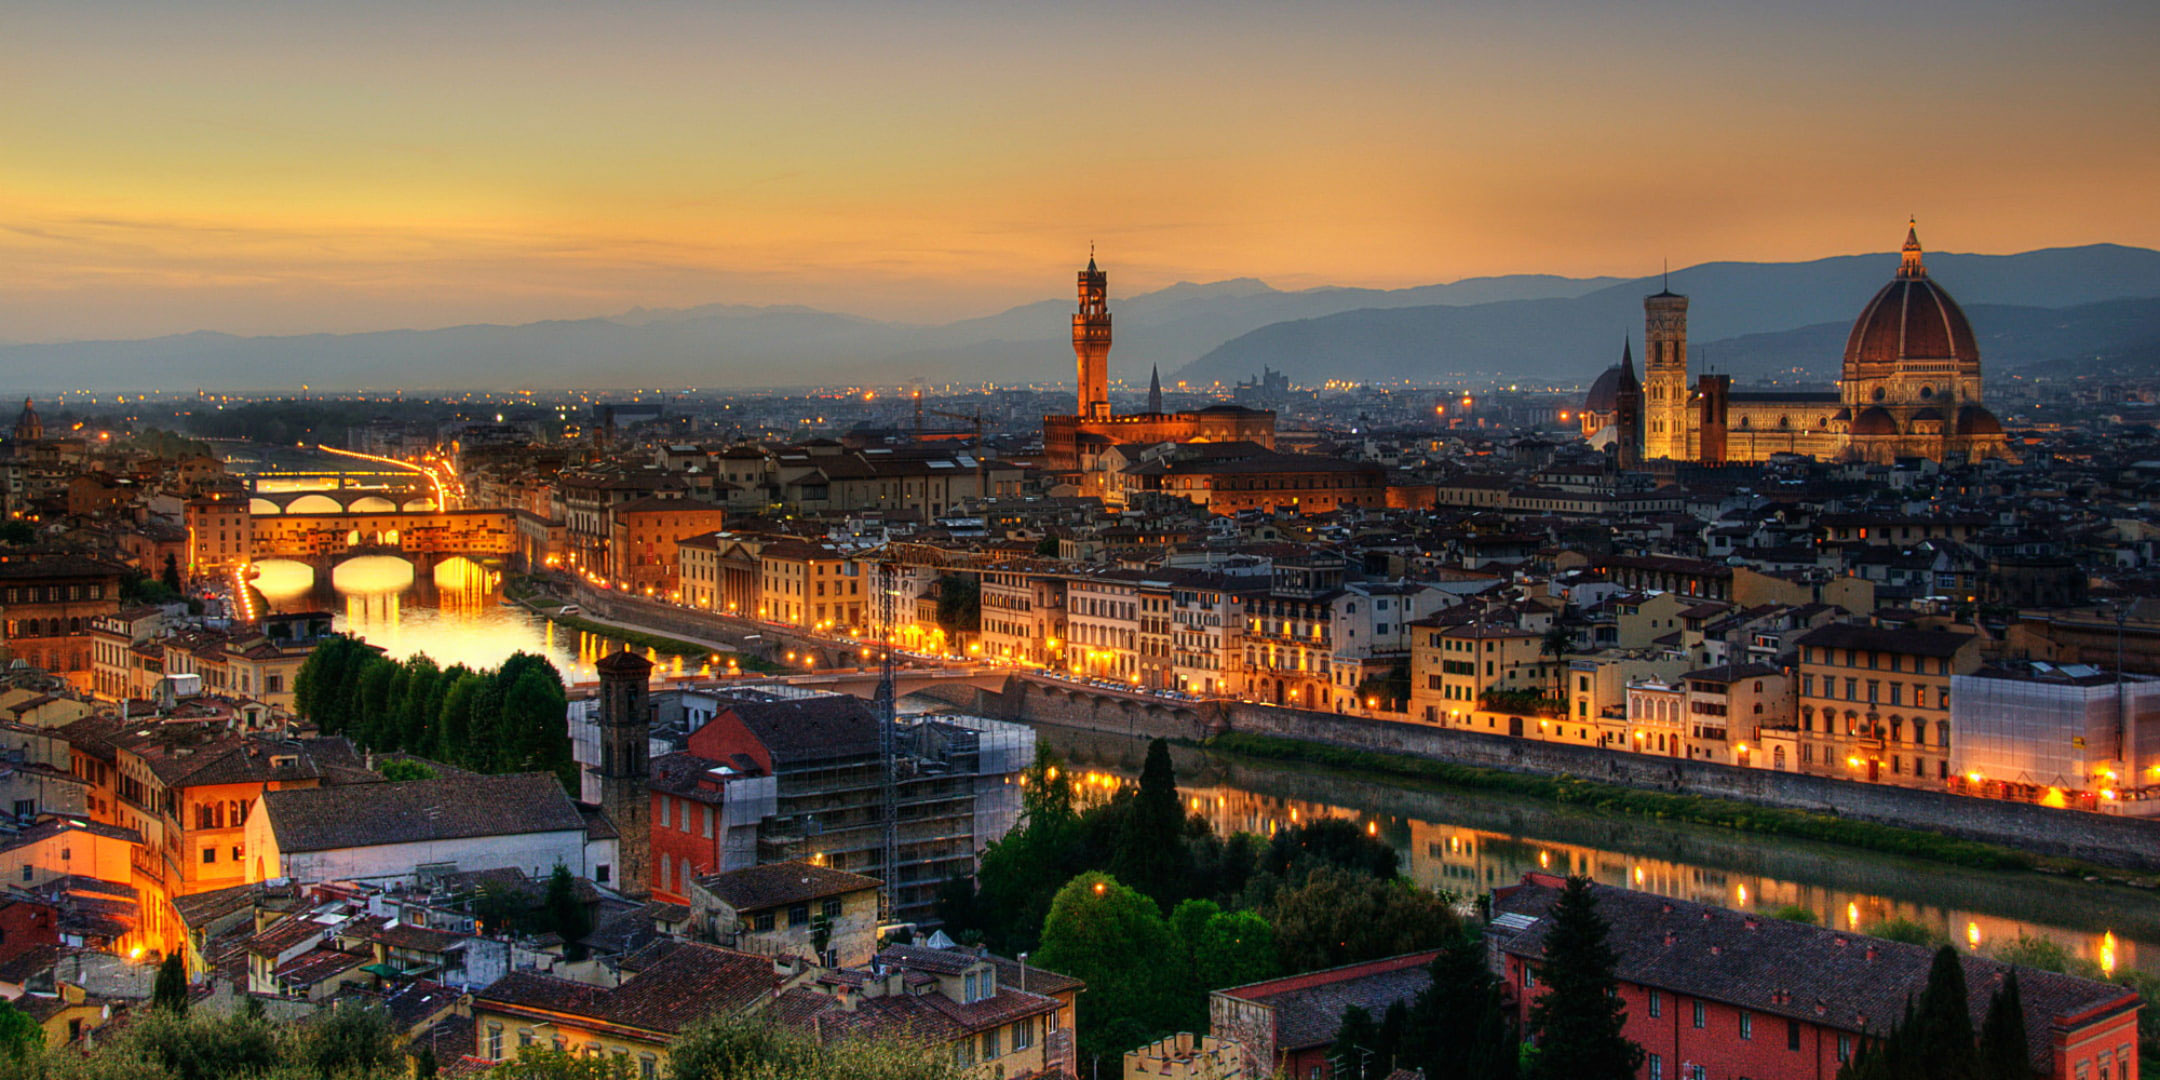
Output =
[{"x1": 246, "y1": 773, "x2": 610, "y2": 887}]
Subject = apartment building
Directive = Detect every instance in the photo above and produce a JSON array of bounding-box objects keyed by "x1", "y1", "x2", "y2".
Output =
[{"x1": 1794, "y1": 623, "x2": 1982, "y2": 787}]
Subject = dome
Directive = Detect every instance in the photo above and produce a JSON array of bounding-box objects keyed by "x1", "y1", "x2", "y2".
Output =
[
  {"x1": 1584, "y1": 366, "x2": 1624, "y2": 414},
  {"x1": 1955, "y1": 404, "x2": 2004, "y2": 436},
  {"x1": 1842, "y1": 225, "x2": 1980, "y2": 382},
  {"x1": 1850, "y1": 406, "x2": 1899, "y2": 436}
]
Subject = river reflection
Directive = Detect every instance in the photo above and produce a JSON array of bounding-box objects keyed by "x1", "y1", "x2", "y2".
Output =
[
  {"x1": 1033, "y1": 726, "x2": 2159, "y2": 978},
  {"x1": 251, "y1": 555, "x2": 695, "y2": 685}
]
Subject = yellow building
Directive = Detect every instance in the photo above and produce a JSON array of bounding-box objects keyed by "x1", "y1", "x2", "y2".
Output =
[
  {"x1": 1410, "y1": 621, "x2": 1567, "y2": 739},
  {"x1": 756, "y1": 539, "x2": 864, "y2": 633},
  {"x1": 1795, "y1": 623, "x2": 1982, "y2": 787}
]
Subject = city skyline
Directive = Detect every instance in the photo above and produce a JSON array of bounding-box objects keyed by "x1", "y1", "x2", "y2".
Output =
[{"x1": 4, "y1": 0, "x2": 2157, "y2": 344}]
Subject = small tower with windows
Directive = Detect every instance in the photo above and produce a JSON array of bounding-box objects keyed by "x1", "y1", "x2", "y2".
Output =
[{"x1": 595, "y1": 647, "x2": 653, "y2": 895}]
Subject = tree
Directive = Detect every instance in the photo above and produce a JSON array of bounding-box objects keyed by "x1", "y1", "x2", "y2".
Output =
[
  {"x1": 1033, "y1": 872, "x2": 1179, "y2": 1061},
  {"x1": 547, "y1": 863, "x2": 593, "y2": 960},
  {"x1": 378, "y1": 758, "x2": 437, "y2": 782},
  {"x1": 1978, "y1": 970, "x2": 2032, "y2": 1080},
  {"x1": 1260, "y1": 818, "x2": 1400, "y2": 882},
  {"x1": 0, "y1": 998, "x2": 37, "y2": 1060},
  {"x1": 1111, "y1": 739, "x2": 1185, "y2": 907},
  {"x1": 152, "y1": 952, "x2": 189, "y2": 1016},
  {"x1": 1524, "y1": 877, "x2": 1643, "y2": 1080},
  {"x1": 1911, "y1": 946, "x2": 1979, "y2": 1080},
  {"x1": 296, "y1": 1001, "x2": 399, "y2": 1079},
  {"x1": 1405, "y1": 931, "x2": 1516, "y2": 1080},
  {"x1": 1267, "y1": 865, "x2": 1457, "y2": 973},
  {"x1": 1333, "y1": 1004, "x2": 1387, "y2": 1080},
  {"x1": 1188, "y1": 907, "x2": 1276, "y2": 995},
  {"x1": 161, "y1": 553, "x2": 183, "y2": 593}
]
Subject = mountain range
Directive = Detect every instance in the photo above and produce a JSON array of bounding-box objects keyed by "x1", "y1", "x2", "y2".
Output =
[{"x1": 3, "y1": 245, "x2": 2157, "y2": 392}]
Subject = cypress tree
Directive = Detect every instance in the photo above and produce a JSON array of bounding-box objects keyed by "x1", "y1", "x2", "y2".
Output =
[
  {"x1": 1111, "y1": 738, "x2": 1184, "y2": 907},
  {"x1": 1978, "y1": 970, "x2": 2032, "y2": 1080},
  {"x1": 1333, "y1": 1004, "x2": 1383, "y2": 1080},
  {"x1": 1913, "y1": 945, "x2": 1979, "y2": 1080},
  {"x1": 151, "y1": 952, "x2": 188, "y2": 1016},
  {"x1": 1406, "y1": 931, "x2": 1513, "y2": 1080},
  {"x1": 1525, "y1": 877, "x2": 1643, "y2": 1080}
]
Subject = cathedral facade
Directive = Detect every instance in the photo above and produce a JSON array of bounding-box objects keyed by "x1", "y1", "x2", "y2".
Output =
[
  {"x1": 1042, "y1": 257, "x2": 1275, "y2": 471},
  {"x1": 1582, "y1": 225, "x2": 2011, "y2": 466}
]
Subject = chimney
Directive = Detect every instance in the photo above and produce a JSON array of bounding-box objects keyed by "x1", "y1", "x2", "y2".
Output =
[
  {"x1": 1701, "y1": 910, "x2": 1713, "y2": 921},
  {"x1": 1663, "y1": 931, "x2": 1676, "y2": 947},
  {"x1": 1743, "y1": 917, "x2": 1759, "y2": 931},
  {"x1": 1710, "y1": 945, "x2": 1723, "y2": 956},
  {"x1": 1865, "y1": 946, "x2": 1879, "y2": 962},
  {"x1": 1832, "y1": 936, "x2": 1848, "y2": 948},
  {"x1": 1661, "y1": 902, "x2": 1673, "y2": 914}
]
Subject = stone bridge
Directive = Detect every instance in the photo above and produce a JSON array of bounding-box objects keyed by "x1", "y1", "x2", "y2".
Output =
[
  {"x1": 249, "y1": 508, "x2": 519, "y2": 569},
  {"x1": 248, "y1": 489, "x2": 438, "y2": 515}
]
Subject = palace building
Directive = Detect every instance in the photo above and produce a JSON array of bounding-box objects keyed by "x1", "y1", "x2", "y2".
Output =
[
  {"x1": 1041, "y1": 256, "x2": 1275, "y2": 472},
  {"x1": 1582, "y1": 223, "x2": 2012, "y2": 466}
]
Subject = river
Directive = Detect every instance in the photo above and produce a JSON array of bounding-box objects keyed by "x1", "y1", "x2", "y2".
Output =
[
  {"x1": 1029, "y1": 724, "x2": 2160, "y2": 979},
  {"x1": 249, "y1": 555, "x2": 721, "y2": 685}
]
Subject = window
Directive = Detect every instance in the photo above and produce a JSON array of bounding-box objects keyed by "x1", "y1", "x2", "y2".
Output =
[
  {"x1": 487, "y1": 1025, "x2": 504, "y2": 1060},
  {"x1": 1838, "y1": 1035, "x2": 1852, "y2": 1063},
  {"x1": 754, "y1": 911, "x2": 776, "y2": 932},
  {"x1": 1692, "y1": 1000, "x2": 1705, "y2": 1028},
  {"x1": 1648, "y1": 1054, "x2": 1662, "y2": 1080},
  {"x1": 1012, "y1": 1018, "x2": 1032, "y2": 1050},
  {"x1": 1688, "y1": 1067, "x2": 1706, "y2": 1080},
  {"x1": 201, "y1": 847, "x2": 217, "y2": 864},
  {"x1": 982, "y1": 1027, "x2": 1001, "y2": 1059},
  {"x1": 1788, "y1": 1019, "x2": 1802, "y2": 1051},
  {"x1": 1739, "y1": 1009, "x2": 1752, "y2": 1040},
  {"x1": 822, "y1": 897, "x2": 843, "y2": 921},
  {"x1": 789, "y1": 903, "x2": 810, "y2": 928},
  {"x1": 640, "y1": 1055, "x2": 658, "y2": 1080},
  {"x1": 954, "y1": 1041, "x2": 974, "y2": 1068},
  {"x1": 1522, "y1": 965, "x2": 1537, "y2": 988},
  {"x1": 1647, "y1": 988, "x2": 1662, "y2": 1017},
  {"x1": 965, "y1": 972, "x2": 980, "y2": 1002}
]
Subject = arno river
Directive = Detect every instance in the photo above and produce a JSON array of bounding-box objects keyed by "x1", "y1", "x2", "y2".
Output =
[
  {"x1": 253, "y1": 552, "x2": 2159, "y2": 978},
  {"x1": 1031, "y1": 726, "x2": 2160, "y2": 978}
]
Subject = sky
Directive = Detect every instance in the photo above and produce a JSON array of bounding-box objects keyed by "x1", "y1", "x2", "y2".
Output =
[{"x1": 3, "y1": 0, "x2": 2156, "y2": 343}]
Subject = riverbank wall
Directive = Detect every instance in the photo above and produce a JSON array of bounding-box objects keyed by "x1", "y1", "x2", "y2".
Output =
[{"x1": 981, "y1": 675, "x2": 2160, "y2": 872}]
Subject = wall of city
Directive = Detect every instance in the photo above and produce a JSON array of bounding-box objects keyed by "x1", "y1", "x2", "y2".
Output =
[{"x1": 991, "y1": 675, "x2": 2160, "y2": 872}]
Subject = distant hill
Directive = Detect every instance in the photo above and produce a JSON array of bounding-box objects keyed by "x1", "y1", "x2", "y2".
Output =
[
  {"x1": 0, "y1": 272, "x2": 1619, "y2": 392},
  {"x1": 3, "y1": 244, "x2": 2158, "y2": 391},
  {"x1": 1690, "y1": 296, "x2": 2160, "y2": 381},
  {"x1": 1176, "y1": 244, "x2": 2160, "y2": 386}
]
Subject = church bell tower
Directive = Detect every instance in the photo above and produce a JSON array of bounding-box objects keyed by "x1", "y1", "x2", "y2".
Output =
[
  {"x1": 1073, "y1": 254, "x2": 1113, "y2": 421},
  {"x1": 595, "y1": 647, "x2": 653, "y2": 896},
  {"x1": 1643, "y1": 282, "x2": 1691, "y2": 461}
]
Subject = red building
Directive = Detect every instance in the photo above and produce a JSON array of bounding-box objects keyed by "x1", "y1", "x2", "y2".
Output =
[{"x1": 1491, "y1": 874, "x2": 2141, "y2": 1080}]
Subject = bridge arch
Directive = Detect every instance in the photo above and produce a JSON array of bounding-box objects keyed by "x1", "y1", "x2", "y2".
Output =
[
  {"x1": 402, "y1": 497, "x2": 438, "y2": 512},
  {"x1": 347, "y1": 495, "x2": 398, "y2": 513},
  {"x1": 249, "y1": 497, "x2": 283, "y2": 515},
  {"x1": 285, "y1": 493, "x2": 346, "y2": 515}
]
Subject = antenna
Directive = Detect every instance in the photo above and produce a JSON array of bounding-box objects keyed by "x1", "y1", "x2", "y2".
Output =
[{"x1": 1663, "y1": 258, "x2": 1669, "y2": 291}]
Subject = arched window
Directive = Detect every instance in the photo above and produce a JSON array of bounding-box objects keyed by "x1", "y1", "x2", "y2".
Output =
[{"x1": 1935, "y1": 720, "x2": 1950, "y2": 747}]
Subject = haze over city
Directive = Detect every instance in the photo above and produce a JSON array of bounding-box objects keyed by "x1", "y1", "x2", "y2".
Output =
[{"x1": 5, "y1": 0, "x2": 2157, "y2": 345}]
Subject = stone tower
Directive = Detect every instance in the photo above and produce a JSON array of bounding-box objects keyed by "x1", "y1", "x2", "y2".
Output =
[
  {"x1": 11, "y1": 399, "x2": 41, "y2": 444},
  {"x1": 1643, "y1": 282, "x2": 1690, "y2": 461},
  {"x1": 1073, "y1": 255, "x2": 1113, "y2": 421},
  {"x1": 595, "y1": 647, "x2": 653, "y2": 895},
  {"x1": 1147, "y1": 364, "x2": 1163, "y2": 414},
  {"x1": 1612, "y1": 339, "x2": 1644, "y2": 470}
]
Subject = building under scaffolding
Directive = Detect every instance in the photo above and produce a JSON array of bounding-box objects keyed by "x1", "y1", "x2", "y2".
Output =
[
  {"x1": 619, "y1": 688, "x2": 1032, "y2": 922},
  {"x1": 1950, "y1": 662, "x2": 2160, "y2": 811}
]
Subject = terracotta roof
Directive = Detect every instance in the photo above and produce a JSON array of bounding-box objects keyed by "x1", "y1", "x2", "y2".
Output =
[
  {"x1": 261, "y1": 773, "x2": 584, "y2": 853},
  {"x1": 1795, "y1": 623, "x2": 1976, "y2": 658},
  {"x1": 696, "y1": 861, "x2": 881, "y2": 913},
  {"x1": 474, "y1": 940, "x2": 778, "y2": 1038},
  {"x1": 718, "y1": 696, "x2": 881, "y2": 765}
]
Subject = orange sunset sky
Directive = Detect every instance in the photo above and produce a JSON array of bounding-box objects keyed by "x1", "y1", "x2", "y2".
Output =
[{"x1": 3, "y1": 0, "x2": 2155, "y2": 342}]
